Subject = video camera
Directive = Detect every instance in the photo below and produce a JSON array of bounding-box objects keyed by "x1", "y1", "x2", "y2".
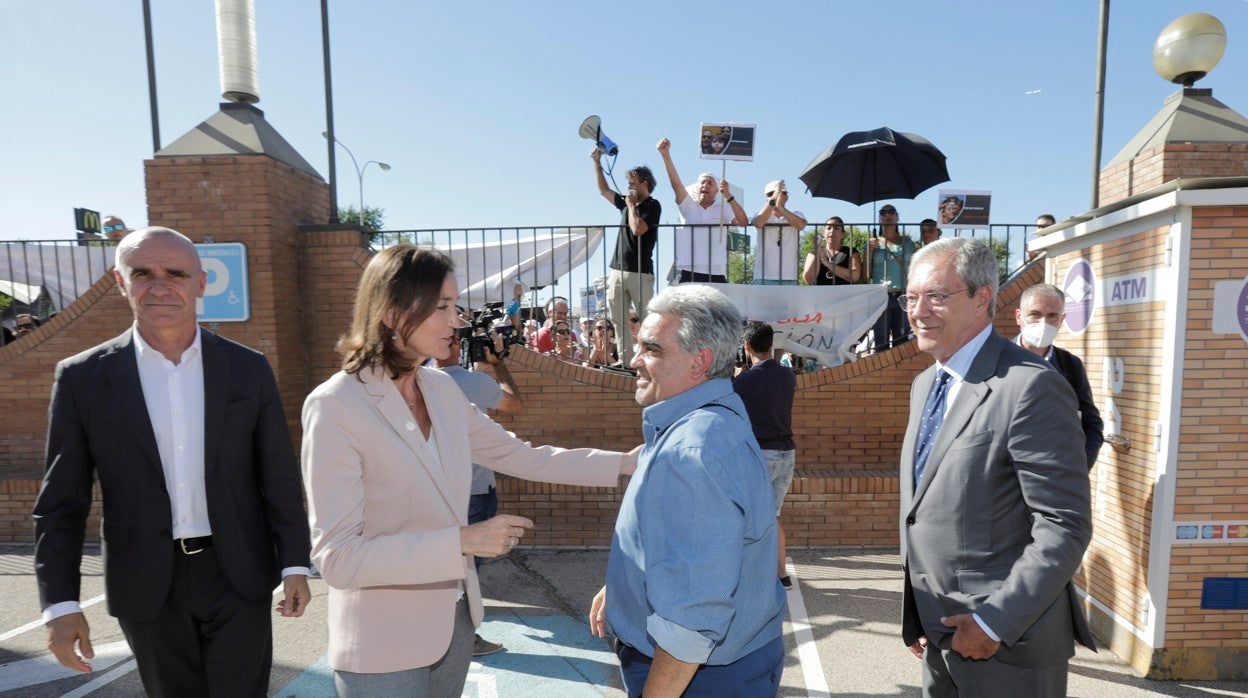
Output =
[{"x1": 458, "y1": 307, "x2": 524, "y2": 367}]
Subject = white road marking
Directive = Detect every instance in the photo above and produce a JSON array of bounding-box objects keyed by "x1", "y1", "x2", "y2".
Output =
[
  {"x1": 785, "y1": 558, "x2": 831, "y2": 698},
  {"x1": 0, "y1": 594, "x2": 106, "y2": 642},
  {"x1": 59, "y1": 658, "x2": 138, "y2": 697}
]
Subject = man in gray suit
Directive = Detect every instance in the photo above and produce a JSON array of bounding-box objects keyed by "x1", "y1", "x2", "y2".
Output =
[{"x1": 898, "y1": 237, "x2": 1094, "y2": 696}]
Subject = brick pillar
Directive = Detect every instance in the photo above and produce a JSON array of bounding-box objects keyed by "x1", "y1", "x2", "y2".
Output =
[{"x1": 144, "y1": 155, "x2": 330, "y2": 442}]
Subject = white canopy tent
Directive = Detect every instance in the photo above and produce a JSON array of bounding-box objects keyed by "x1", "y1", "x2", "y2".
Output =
[
  {"x1": 435, "y1": 227, "x2": 606, "y2": 309},
  {"x1": 0, "y1": 243, "x2": 115, "y2": 311}
]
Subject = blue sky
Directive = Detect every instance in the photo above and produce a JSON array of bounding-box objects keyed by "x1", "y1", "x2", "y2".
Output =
[{"x1": 3, "y1": 1, "x2": 1246, "y2": 241}]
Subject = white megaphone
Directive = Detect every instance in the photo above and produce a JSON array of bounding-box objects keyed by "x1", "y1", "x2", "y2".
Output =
[{"x1": 579, "y1": 115, "x2": 619, "y2": 157}]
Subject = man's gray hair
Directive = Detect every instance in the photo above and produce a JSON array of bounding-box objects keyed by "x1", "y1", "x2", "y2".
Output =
[
  {"x1": 647, "y1": 285, "x2": 741, "y2": 379},
  {"x1": 1020, "y1": 283, "x2": 1065, "y2": 310},
  {"x1": 912, "y1": 237, "x2": 999, "y2": 315},
  {"x1": 115, "y1": 226, "x2": 201, "y2": 275}
]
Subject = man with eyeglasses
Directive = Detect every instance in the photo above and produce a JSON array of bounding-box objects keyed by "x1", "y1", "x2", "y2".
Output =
[
  {"x1": 103, "y1": 215, "x2": 132, "y2": 242},
  {"x1": 867, "y1": 205, "x2": 915, "y2": 352},
  {"x1": 592, "y1": 148, "x2": 660, "y2": 366},
  {"x1": 899, "y1": 237, "x2": 1093, "y2": 697},
  {"x1": 656, "y1": 137, "x2": 749, "y2": 284},
  {"x1": 1028, "y1": 213, "x2": 1056, "y2": 262},
  {"x1": 14, "y1": 313, "x2": 41, "y2": 338},
  {"x1": 750, "y1": 180, "x2": 806, "y2": 285}
]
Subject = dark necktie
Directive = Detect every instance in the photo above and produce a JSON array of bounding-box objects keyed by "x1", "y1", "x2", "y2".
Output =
[{"x1": 913, "y1": 369, "x2": 951, "y2": 486}]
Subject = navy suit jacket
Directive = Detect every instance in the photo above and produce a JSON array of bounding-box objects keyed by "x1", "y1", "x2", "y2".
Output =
[{"x1": 33, "y1": 328, "x2": 311, "y2": 623}]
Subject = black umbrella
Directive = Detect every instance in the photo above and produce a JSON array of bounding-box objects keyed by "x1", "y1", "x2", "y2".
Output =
[{"x1": 798, "y1": 127, "x2": 950, "y2": 206}]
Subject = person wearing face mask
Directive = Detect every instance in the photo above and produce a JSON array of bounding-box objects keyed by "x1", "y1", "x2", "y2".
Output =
[{"x1": 1015, "y1": 283, "x2": 1104, "y2": 470}]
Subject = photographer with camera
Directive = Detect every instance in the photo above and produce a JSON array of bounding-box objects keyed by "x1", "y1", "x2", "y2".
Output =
[
  {"x1": 434, "y1": 323, "x2": 523, "y2": 657},
  {"x1": 751, "y1": 180, "x2": 807, "y2": 285}
]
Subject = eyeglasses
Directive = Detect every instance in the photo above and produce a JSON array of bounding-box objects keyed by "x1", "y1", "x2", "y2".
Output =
[
  {"x1": 103, "y1": 224, "x2": 126, "y2": 233},
  {"x1": 898, "y1": 287, "x2": 971, "y2": 312},
  {"x1": 16, "y1": 323, "x2": 34, "y2": 330},
  {"x1": 879, "y1": 208, "x2": 897, "y2": 215},
  {"x1": 555, "y1": 329, "x2": 570, "y2": 335},
  {"x1": 595, "y1": 325, "x2": 610, "y2": 331}
]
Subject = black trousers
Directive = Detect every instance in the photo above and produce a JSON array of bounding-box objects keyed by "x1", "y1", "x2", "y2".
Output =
[{"x1": 117, "y1": 541, "x2": 273, "y2": 698}]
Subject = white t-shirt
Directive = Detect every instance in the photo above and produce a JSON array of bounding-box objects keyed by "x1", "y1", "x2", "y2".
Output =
[
  {"x1": 753, "y1": 211, "x2": 805, "y2": 282},
  {"x1": 675, "y1": 197, "x2": 734, "y2": 277}
]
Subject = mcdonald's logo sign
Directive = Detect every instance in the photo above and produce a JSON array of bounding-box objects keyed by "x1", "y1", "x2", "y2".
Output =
[{"x1": 74, "y1": 207, "x2": 101, "y2": 234}]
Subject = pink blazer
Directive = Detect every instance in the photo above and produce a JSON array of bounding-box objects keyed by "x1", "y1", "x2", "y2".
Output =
[{"x1": 301, "y1": 365, "x2": 625, "y2": 673}]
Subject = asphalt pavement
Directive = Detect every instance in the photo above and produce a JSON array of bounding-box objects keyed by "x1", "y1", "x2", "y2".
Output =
[{"x1": 0, "y1": 545, "x2": 1244, "y2": 696}]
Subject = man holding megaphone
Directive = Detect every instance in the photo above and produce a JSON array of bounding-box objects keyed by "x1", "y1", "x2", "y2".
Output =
[{"x1": 592, "y1": 147, "x2": 661, "y2": 367}]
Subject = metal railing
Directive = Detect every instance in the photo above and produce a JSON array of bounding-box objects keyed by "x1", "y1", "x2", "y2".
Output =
[
  {"x1": 1, "y1": 238, "x2": 118, "y2": 330},
  {"x1": 0, "y1": 222, "x2": 1033, "y2": 332},
  {"x1": 371, "y1": 222, "x2": 1034, "y2": 317}
]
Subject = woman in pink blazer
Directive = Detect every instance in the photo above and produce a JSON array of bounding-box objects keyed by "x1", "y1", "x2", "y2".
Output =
[{"x1": 302, "y1": 246, "x2": 634, "y2": 696}]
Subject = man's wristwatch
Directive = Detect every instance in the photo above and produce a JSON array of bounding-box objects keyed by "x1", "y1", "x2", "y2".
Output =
[{"x1": 726, "y1": 196, "x2": 735, "y2": 203}]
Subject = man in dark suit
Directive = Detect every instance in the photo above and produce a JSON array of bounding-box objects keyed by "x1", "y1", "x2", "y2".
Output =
[
  {"x1": 899, "y1": 237, "x2": 1094, "y2": 697},
  {"x1": 1015, "y1": 282, "x2": 1104, "y2": 469},
  {"x1": 33, "y1": 227, "x2": 312, "y2": 697}
]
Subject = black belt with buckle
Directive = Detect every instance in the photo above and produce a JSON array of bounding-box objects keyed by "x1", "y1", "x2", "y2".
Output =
[{"x1": 177, "y1": 536, "x2": 213, "y2": 555}]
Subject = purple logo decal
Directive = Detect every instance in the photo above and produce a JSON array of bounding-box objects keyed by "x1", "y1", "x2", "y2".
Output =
[{"x1": 1063, "y1": 259, "x2": 1096, "y2": 335}]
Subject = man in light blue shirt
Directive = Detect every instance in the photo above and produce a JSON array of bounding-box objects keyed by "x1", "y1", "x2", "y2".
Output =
[{"x1": 589, "y1": 285, "x2": 786, "y2": 697}]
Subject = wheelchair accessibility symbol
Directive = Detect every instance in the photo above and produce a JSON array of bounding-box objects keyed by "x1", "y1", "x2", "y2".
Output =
[{"x1": 196, "y1": 243, "x2": 250, "y2": 322}]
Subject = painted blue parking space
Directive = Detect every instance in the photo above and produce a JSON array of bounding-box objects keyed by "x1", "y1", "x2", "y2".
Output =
[{"x1": 275, "y1": 614, "x2": 617, "y2": 697}]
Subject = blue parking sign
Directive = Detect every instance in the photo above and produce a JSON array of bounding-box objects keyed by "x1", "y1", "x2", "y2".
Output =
[{"x1": 196, "y1": 243, "x2": 250, "y2": 322}]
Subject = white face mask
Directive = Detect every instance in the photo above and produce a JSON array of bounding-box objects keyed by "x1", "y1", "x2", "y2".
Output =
[{"x1": 1021, "y1": 320, "x2": 1059, "y2": 349}]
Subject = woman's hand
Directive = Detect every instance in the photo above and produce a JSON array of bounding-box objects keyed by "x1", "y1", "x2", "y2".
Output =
[{"x1": 460, "y1": 514, "x2": 534, "y2": 557}]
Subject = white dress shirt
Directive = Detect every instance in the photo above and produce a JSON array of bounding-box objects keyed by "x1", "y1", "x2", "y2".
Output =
[{"x1": 44, "y1": 326, "x2": 307, "y2": 623}]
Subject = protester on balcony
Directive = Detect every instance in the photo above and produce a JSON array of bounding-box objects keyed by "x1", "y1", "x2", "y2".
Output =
[
  {"x1": 578, "y1": 317, "x2": 594, "y2": 353},
  {"x1": 14, "y1": 313, "x2": 41, "y2": 338},
  {"x1": 1029, "y1": 213, "x2": 1056, "y2": 262},
  {"x1": 919, "y1": 218, "x2": 942, "y2": 246},
  {"x1": 522, "y1": 318, "x2": 539, "y2": 348},
  {"x1": 656, "y1": 137, "x2": 748, "y2": 284},
  {"x1": 867, "y1": 205, "x2": 915, "y2": 352},
  {"x1": 103, "y1": 215, "x2": 132, "y2": 241},
  {"x1": 532, "y1": 296, "x2": 573, "y2": 353},
  {"x1": 34, "y1": 227, "x2": 312, "y2": 696},
  {"x1": 751, "y1": 180, "x2": 806, "y2": 285},
  {"x1": 803, "y1": 216, "x2": 861, "y2": 286},
  {"x1": 592, "y1": 148, "x2": 660, "y2": 366},
  {"x1": 547, "y1": 319, "x2": 582, "y2": 365},
  {"x1": 301, "y1": 245, "x2": 637, "y2": 694},
  {"x1": 591, "y1": 284, "x2": 785, "y2": 696},
  {"x1": 582, "y1": 317, "x2": 620, "y2": 369},
  {"x1": 1015, "y1": 283, "x2": 1104, "y2": 470}
]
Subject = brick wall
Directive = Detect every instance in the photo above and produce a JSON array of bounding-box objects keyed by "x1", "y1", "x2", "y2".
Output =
[
  {"x1": 1098, "y1": 144, "x2": 1248, "y2": 205},
  {"x1": 144, "y1": 155, "x2": 330, "y2": 444},
  {"x1": 0, "y1": 208, "x2": 1045, "y2": 548},
  {"x1": 1163, "y1": 206, "x2": 1248, "y2": 669}
]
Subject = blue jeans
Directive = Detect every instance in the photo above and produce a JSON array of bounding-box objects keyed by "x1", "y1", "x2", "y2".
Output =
[
  {"x1": 616, "y1": 635, "x2": 783, "y2": 697},
  {"x1": 468, "y1": 487, "x2": 498, "y2": 571}
]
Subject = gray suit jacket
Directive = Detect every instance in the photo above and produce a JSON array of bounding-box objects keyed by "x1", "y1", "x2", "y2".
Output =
[
  {"x1": 900, "y1": 331, "x2": 1095, "y2": 667},
  {"x1": 34, "y1": 328, "x2": 311, "y2": 623}
]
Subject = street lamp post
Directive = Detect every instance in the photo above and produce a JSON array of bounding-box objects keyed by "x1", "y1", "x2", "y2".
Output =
[{"x1": 322, "y1": 131, "x2": 391, "y2": 226}]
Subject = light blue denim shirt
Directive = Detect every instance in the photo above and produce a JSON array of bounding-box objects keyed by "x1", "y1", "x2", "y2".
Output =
[{"x1": 605, "y1": 378, "x2": 786, "y2": 665}]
